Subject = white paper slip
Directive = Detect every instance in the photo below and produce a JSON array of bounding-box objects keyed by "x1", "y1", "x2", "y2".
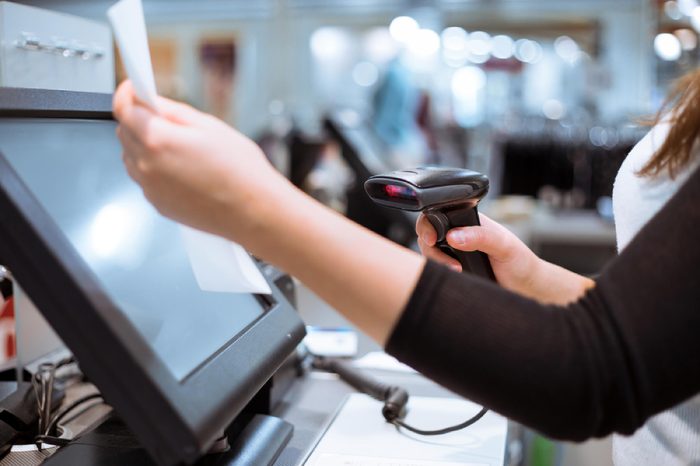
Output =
[
  {"x1": 180, "y1": 226, "x2": 272, "y2": 295},
  {"x1": 304, "y1": 327, "x2": 358, "y2": 358},
  {"x1": 312, "y1": 454, "x2": 487, "y2": 466},
  {"x1": 305, "y1": 394, "x2": 507, "y2": 466},
  {"x1": 107, "y1": 0, "x2": 158, "y2": 109},
  {"x1": 353, "y1": 351, "x2": 417, "y2": 374}
]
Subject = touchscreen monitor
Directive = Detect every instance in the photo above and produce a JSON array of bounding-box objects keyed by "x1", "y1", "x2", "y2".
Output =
[{"x1": 0, "y1": 115, "x2": 305, "y2": 465}]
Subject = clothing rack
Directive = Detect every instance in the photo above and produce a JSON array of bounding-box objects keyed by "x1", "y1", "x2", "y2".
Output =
[{"x1": 492, "y1": 116, "x2": 646, "y2": 209}]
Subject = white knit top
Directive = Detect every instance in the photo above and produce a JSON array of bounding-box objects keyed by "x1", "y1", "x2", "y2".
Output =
[{"x1": 612, "y1": 119, "x2": 700, "y2": 465}]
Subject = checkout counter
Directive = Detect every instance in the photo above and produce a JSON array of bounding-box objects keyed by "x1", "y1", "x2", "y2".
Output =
[
  {"x1": 0, "y1": 4, "x2": 510, "y2": 465},
  {"x1": 0, "y1": 87, "x2": 508, "y2": 466},
  {"x1": 23, "y1": 284, "x2": 510, "y2": 466}
]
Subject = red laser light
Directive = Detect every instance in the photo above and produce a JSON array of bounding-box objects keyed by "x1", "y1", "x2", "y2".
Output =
[{"x1": 384, "y1": 184, "x2": 416, "y2": 199}]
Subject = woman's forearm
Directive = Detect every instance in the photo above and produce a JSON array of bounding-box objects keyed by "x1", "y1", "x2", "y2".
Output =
[
  {"x1": 523, "y1": 259, "x2": 595, "y2": 305},
  {"x1": 230, "y1": 175, "x2": 425, "y2": 344},
  {"x1": 427, "y1": 214, "x2": 595, "y2": 306},
  {"x1": 388, "y1": 166, "x2": 700, "y2": 439},
  {"x1": 111, "y1": 84, "x2": 423, "y2": 344},
  {"x1": 230, "y1": 173, "x2": 593, "y2": 339},
  {"x1": 113, "y1": 84, "x2": 700, "y2": 440}
]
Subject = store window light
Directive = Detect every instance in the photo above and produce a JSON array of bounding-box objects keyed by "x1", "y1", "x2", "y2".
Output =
[
  {"x1": 665, "y1": 1, "x2": 683, "y2": 20},
  {"x1": 389, "y1": 16, "x2": 419, "y2": 44},
  {"x1": 352, "y1": 61, "x2": 379, "y2": 87},
  {"x1": 554, "y1": 36, "x2": 580, "y2": 63},
  {"x1": 451, "y1": 66, "x2": 486, "y2": 127},
  {"x1": 310, "y1": 27, "x2": 351, "y2": 62},
  {"x1": 654, "y1": 33, "x2": 682, "y2": 61},
  {"x1": 674, "y1": 28, "x2": 698, "y2": 50},
  {"x1": 589, "y1": 126, "x2": 605, "y2": 147},
  {"x1": 469, "y1": 53, "x2": 490, "y2": 64},
  {"x1": 407, "y1": 28, "x2": 440, "y2": 58},
  {"x1": 364, "y1": 27, "x2": 399, "y2": 64},
  {"x1": 468, "y1": 31, "x2": 492, "y2": 56},
  {"x1": 464, "y1": 31, "x2": 491, "y2": 64},
  {"x1": 451, "y1": 65, "x2": 486, "y2": 98},
  {"x1": 691, "y1": 7, "x2": 700, "y2": 33},
  {"x1": 441, "y1": 27, "x2": 469, "y2": 67},
  {"x1": 542, "y1": 99, "x2": 566, "y2": 120},
  {"x1": 491, "y1": 35, "x2": 514, "y2": 60},
  {"x1": 443, "y1": 48, "x2": 469, "y2": 68},
  {"x1": 441, "y1": 27, "x2": 468, "y2": 52},
  {"x1": 515, "y1": 39, "x2": 543, "y2": 64},
  {"x1": 679, "y1": 0, "x2": 698, "y2": 16}
]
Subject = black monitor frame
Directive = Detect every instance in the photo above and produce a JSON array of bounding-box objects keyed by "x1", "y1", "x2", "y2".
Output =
[
  {"x1": 0, "y1": 89, "x2": 306, "y2": 465},
  {"x1": 324, "y1": 111, "x2": 417, "y2": 247}
]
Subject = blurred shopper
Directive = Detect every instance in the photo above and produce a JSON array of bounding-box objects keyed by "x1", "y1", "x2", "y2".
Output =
[
  {"x1": 112, "y1": 68, "x2": 699, "y2": 465},
  {"x1": 372, "y1": 59, "x2": 428, "y2": 167}
]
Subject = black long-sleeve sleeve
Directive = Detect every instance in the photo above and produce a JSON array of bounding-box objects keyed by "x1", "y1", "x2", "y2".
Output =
[{"x1": 386, "y1": 167, "x2": 700, "y2": 441}]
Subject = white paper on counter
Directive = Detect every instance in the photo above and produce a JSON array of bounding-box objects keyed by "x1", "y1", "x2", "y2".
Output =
[
  {"x1": 353, "y1": 351, "x2": 417, "y2": 374},
  {"x1": 107, "y1": 0, "x2": 158, "y2": 109},
  {"x1": 310, "y1": 454, "x2": 487, "y2": 466},
  {"x1": 180, "y1": 226, "x2": 272, "y2": 294},
  {"x1": 304, "y1": 394, "x2": 506, "y2": 466},
  {"x1": 304, "y1": 327, "x2": 358, "y2": 357}
]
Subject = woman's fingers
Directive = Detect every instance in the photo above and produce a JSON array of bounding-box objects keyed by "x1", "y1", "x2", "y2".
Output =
[
  {"x1": 117, "y1": 125, "x2": 143, "y2": 163},
  {"x1": 121, "y1": 152, "x2": 141, "y2": 183},
  {"x1": 445, "y1": 214, "x2": 514, "y2": 262},
  {"x1": 417, "y1": 236, "x2": 462, "y2": 271},
  {"x1": 154, "y1": 96, "x2": 206, "y2": 126},
  {"x1": 416, "y1": 213, "x2": 473, "y2": 270},
  {"x1": 417, "y1": 209, "x2": 517, "y2": 266},
  {"x1": 415, "y1": 214, "x2": 437, "y2": 246},
  {"x1": 112, "y1": 80, "x2": 135, "y2": 122},
  {"x1": 114, "y1": 80, "x2": 182, "y2": 150}
]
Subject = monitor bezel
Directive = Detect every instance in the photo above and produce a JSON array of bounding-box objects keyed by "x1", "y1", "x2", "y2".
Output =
[{"x1": 0, "y1": 107, "x2": 305, "y2": 465}]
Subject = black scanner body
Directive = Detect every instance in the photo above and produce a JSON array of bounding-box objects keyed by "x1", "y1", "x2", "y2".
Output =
[{"x1": 365, "y1": 167, "x2": 496, "y2": 281}]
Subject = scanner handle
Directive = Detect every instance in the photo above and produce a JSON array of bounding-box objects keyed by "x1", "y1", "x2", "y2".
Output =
[{"x1": 428, "y1": 206, "x2": 497, "y2": 282}]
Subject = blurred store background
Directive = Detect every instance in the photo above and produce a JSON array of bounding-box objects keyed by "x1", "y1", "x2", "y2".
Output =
[{"x1": 7, "y1": 0, "x2": 699, "y2": 464}]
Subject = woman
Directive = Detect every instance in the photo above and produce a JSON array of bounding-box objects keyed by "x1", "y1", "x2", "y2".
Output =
[
  {"x1": 416, "y1": 70, "x2": 700, "y2": 465},
  {"x1": 113, "y1": 69, "x2": 699, "y2": 463}
]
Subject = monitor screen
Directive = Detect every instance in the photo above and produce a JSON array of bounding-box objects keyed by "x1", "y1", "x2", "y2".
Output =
[
  {"x1": 0, "y1": 118, "x2": 267, "y2": 381},
  {"x1": 0, "y1": 97, "x2": 305, "y2": 465}
]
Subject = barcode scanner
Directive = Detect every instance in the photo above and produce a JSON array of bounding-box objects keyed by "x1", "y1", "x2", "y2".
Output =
[{"x1": 365, "y1": 167, "x2": 496, "y2": 281}]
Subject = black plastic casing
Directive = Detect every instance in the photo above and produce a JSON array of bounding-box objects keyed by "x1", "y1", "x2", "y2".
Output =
[
  {"x1": 0, "y1": 90, "x2": 306, "y2": 466},
  {"x1": 365, "y1": 167, "x2": 496, "y2": 281},
  {"x1": 364, "y1": 167, "x2": 489, "y2": 211},
  {"x1": 0, "y1": 150, "x2": 306, "y2": 466}
]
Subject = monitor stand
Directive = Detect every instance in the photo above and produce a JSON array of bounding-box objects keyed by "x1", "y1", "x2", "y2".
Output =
[{"x1": 41, "y1": 411, "x2": 294, "y2": 466}]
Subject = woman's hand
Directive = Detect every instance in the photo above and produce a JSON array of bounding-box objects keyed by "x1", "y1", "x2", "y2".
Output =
[
  {"x1": 416, "y1": 213, "x2": 594, "y2": 305},
  {"x1": 114, "y1": 80, "x2": 426, "y2": 344},
  {"x1": 112, "y1": 80, "x2": 288, "y2": 239},
  {"x1": 417, "y1": 213, "x2": 539, "y2": 290}
]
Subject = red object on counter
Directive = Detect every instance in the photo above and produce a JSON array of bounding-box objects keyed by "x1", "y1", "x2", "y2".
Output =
[
  {"x1": 0, "y1": 297, "x2": 15, "y2": 358},
  {"x1": 0, "y1": 296, "x2": 14, "y2": 319}
]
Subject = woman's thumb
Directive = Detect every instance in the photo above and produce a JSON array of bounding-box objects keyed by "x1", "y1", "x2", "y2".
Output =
[{"x1": 446, "y1": 222, "x2": 510, "y2": 261}]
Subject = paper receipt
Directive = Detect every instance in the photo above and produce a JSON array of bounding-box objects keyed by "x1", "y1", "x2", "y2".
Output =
[
  {"x1": 107, "y1": 0, "x2": 271, "y2": 295},
  {"x1": 107, "y1": 0, "x2": 158, "y2": 109}
]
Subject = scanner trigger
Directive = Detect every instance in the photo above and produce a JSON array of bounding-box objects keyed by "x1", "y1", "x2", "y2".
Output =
[{"x1": 425, "y1": 211, "x2": 450, "y2": 243}]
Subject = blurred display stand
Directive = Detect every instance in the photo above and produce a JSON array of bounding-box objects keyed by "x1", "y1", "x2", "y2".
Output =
[
  {"x1": 324, "y1": 109, "x2": 418, "y2": 247},
  {"x1": 489, "y1": 115, "x2": 647, "y2": 206}
]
